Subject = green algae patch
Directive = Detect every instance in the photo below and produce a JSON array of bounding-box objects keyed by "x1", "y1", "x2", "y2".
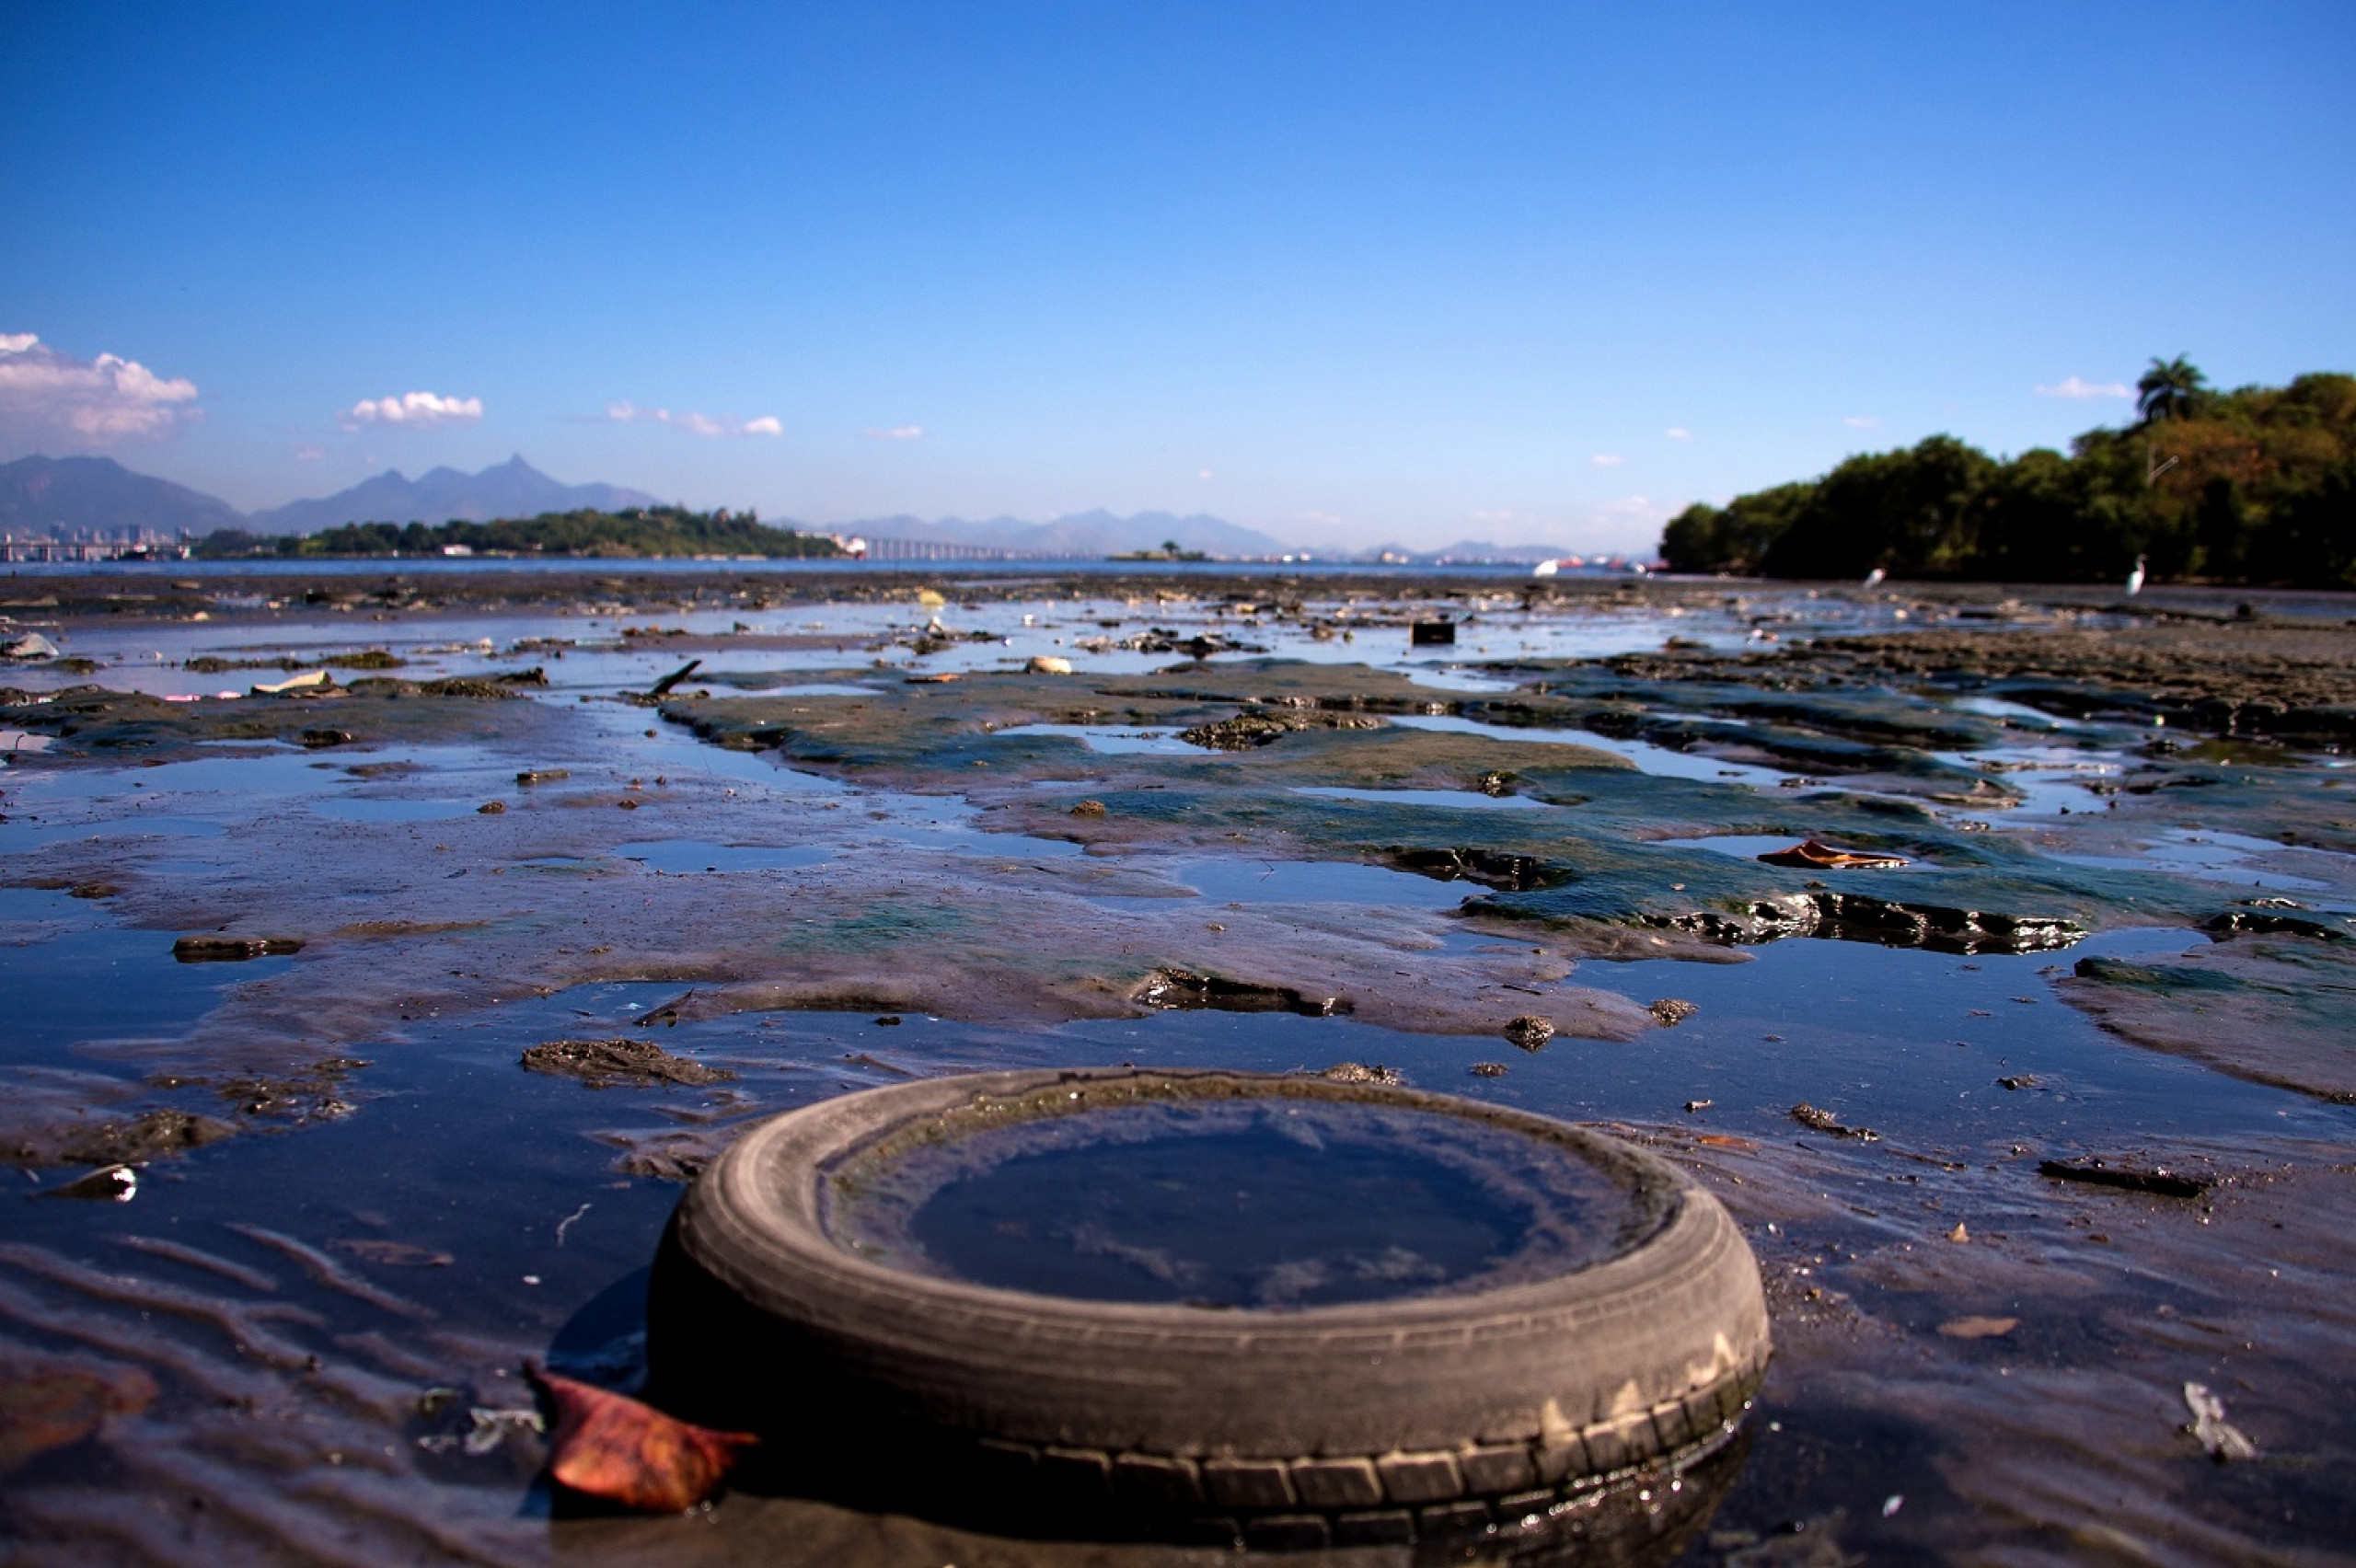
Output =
[{"x1": 2060, "y1": 934, "x2": 2356, "y2": 1102}]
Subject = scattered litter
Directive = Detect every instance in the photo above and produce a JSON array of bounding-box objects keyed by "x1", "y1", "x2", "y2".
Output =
[
  {"x1": 1757, "y1": 839, "x2": 1909, "y2": 870},
  {"x1": 1, "y1": 631, "x2": 61, "y2": 661},
  {"x1": 555, "y1": 1204, "x2": 592, "y2": 1245},
  {"x1": 2182, "y1": 1381, "x2": 2257, "y2": 1461},
  {"x1": 1409, "y1": 620, "x2": 1456, "y2": 646},
  {"x1": 1946, "y1": 1221, "x2": 1969, "y2": 1243},
  {"x1": 1026, "y1": 655, "x2": 1074, "y2": 674},
  {"x1": 1684, "y1": 1099, "x2": 1714, "y2": 1113},
  {"x1": 528, "y1": 1364, "x2": 756, "y2": 1511}
]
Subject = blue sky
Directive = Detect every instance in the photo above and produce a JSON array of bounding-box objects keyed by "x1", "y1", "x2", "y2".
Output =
[{"x1": 5, "y1": 2, "x2": 2351, "y2": 551}]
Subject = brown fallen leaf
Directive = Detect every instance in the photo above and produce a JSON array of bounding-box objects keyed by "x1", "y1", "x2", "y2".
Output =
[
  {"x1": 1936, "y1": 1316, "x2": 2018, "y2": 1340},
  {"x1": 0, "y1": 1354, "x2": 157, "y2": 1475},
  {"x1": 527, "y1": 1366, "x2": 757, "y2": 1512},
  {"x1": 1757, "y1": 839, "x2": 1910, "y2": 870}
]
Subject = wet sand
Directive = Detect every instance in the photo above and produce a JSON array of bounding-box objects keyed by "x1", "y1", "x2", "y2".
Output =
[{"x1": 3, "y1": 567, "x2": 2352, "y2": 1565}]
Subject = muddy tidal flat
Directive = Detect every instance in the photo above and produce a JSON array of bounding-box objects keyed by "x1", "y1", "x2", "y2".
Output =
[{"x1": 3, "y1": 563, "x2": 2354, "y2": 1567}]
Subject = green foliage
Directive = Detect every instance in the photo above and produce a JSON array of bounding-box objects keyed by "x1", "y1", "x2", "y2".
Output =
[
  {"x1": 195, "y1": 506, "x2": 845, "y2": 561},
  {"x1": 1663, "y1": 367, "x2": 2356, "y2": 589}
]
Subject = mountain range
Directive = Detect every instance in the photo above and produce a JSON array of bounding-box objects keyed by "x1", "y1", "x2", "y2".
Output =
[
  {"x1": 246, "y1": 455, "x2": 659, "y2": 533},
  {"x1": 0, "y1": 454, "x2": 1600, "y2": 561},
  {"x1": 0, "y1": 455, "x2": 247, "y2": 537}
]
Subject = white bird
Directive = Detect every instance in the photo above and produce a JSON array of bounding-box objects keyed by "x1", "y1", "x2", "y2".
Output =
[
  {"x1": 1862, "y1": 567, "x2": 1886, "y2": 590},
  {"x1": 2125, "y1": 554, "x2": 2147, "y2": 597}
]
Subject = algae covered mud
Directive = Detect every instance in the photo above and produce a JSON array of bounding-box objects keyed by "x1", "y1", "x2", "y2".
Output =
[{"x1": 3, "y1": 564, "x2": 2353, "y2": 1566}]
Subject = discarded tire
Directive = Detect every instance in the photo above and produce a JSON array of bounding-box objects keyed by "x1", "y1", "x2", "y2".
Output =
[{"x1": 647, "y1": 1067, "x2": 1770, "y2": 1546}]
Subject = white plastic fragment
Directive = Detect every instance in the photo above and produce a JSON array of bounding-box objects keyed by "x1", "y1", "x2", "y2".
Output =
[{"x1": 2183, "y1": 1381, "x2": 2257, "y2": 1461}]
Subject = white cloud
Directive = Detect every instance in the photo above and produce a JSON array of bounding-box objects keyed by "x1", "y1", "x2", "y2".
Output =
[
  {"x1": 0, "y1": 332, "x2": 201, "y2": 447},
  {"x1": 348, "y1": 390, "x2": 482, "y2": 427},
  {"x1": 2037, "y1": 375, "x2": 2131, "y2": 399},
  {"x1": 859, "y1": 424, "x2": 922, "y2": 441},
  {"x1": 1199, "y1": 468, "x2": 1214, "y2": 480},
  {"x1": 1843, "y1": 415, "x2": 1880, "y2": 429},
  {"x1": 1665, "y1": 427, "x2": 1692, "y2": 441},
  {"x1": 1590, "y1": 454, "x2": 1625, "y2": 467},
  {"x1": 294, "y1": 444, "x2": 325, "y2": 461},
  {"x1": 606, "y1": 400, "x2": 780, "y2": 438},
  {"x1": 1470, "y1": 509, "x2": 1517, "y2": 523},
  {"x1": 1299, "y1": 509, "x2": 1345, "y2": 526}
]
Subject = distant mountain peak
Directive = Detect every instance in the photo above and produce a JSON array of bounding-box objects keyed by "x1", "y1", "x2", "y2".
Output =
[{"x1": 248, "y1": 457, "x2": 660, "y2": 534}]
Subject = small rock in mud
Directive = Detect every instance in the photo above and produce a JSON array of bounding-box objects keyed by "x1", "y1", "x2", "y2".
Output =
[
  {"x1": 40, "y1": 1165, "x2": 138, "y2": 1202},
  {"x1": 296, "y1": 727, "x2": 352, "y2": 749},
  {"x1": 1503, "y1": 1014, "x2": 1556, "y2": 1051},
  {"x1": 1069, "y1": 799, "x2": 1107, "y2": 817},
  {"x1": 1997, "y1": 1074, "x2": 2038, "y2": 1090},
  {"x1": 1790, "y1": 1102, "x2": 1879, "y2": 1141},
  {"x1": 478, "y1": 801, "x2": 507, "y2": 814},
  {"x1": 1647, "y1": 997, "x2": 1700, "y2": 1027},
  {"x1": 516, "y1": 768, "x2": 571, "y2": 786},
  {"x1": 1321, "y1": 1062, "x2": 1403, "y2": 1085},
  {"x1": 171, "y1": 934, "x2": 304, "y2": 963},
  {"x1": 519, "y1": 1038, "x2": 735, "y2": 1090},
  {"x1": 872, "y1": 1015, "x2": 903, "y2": 1026},
  {"x1": 2038, "y1": 1155, "x2": 2211, "y2": 1199},
  {"x1": 1469, "y1": 1062, "x2": 1509, "y2": 1078},
  {"x1": 1026, "y1": 655, "x2": 1074, "y2": 674}
]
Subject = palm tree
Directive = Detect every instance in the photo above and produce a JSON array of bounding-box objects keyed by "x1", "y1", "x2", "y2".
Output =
[{"x1": 2136, "y1": 356, "x2": 2208, "y2": 423}]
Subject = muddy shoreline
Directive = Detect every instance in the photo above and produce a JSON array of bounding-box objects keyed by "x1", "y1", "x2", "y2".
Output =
[{"x1": 3, "y1": 571, "x2": 2352, "y2": 1565}]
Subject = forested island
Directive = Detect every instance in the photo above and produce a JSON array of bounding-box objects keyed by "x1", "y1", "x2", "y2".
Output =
[
  {"x1": 1662, "y1": 362, "x2": 2355, "y2": 587},
  {"x1": 192, "y1": 505, "x2": 845, "y2": 560}
]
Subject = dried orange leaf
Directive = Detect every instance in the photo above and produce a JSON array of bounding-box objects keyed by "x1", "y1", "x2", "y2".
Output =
[
  {"x1": 1757, "y1": 839, "x2": 1909, "y2": 870},
  {"x1": 527, "y1": 1365, "x2": 756, "y2": 1511}
]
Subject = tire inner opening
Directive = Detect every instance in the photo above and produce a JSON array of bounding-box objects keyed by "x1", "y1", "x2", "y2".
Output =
[{"x1": 823, "y1": 1099, "x2": 1645, "y2": 1308}]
